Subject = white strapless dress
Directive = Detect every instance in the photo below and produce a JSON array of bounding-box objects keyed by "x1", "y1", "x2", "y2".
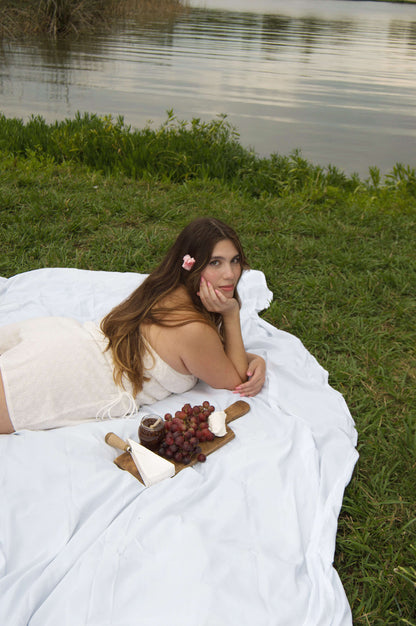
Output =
[{"x1": 0, "y1": 317, "x2": 197, "y2": 430}]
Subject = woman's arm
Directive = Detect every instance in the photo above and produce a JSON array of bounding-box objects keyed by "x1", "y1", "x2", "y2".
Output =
[
  {"x1": 176, "y1": 322, "x2": 246, "y2": 390},
  {"x1": 198, "y1": 276, "x2": 248, "y2": 381},
  {"x1": 177, "y1": 277, "x2": 266, "y2": 394},
  {"x1": 234, "y1": 353, "x2": 266, "y2": 397}
]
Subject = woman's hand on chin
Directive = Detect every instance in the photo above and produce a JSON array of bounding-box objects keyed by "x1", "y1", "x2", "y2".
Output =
[{"x1": 197, "y1": 276, "x2": 239, "y2": 316}]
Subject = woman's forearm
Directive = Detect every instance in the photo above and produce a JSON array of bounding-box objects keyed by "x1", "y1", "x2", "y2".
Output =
[
  {"x1": 233, "y1": 352, "x2": 266, "y2": 397},
  {"x1": 222, "y1": 309, "x2": 249, "y2": 382}
]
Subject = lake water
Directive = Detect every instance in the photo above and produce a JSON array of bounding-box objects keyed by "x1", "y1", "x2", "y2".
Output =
[{"x1": 1, "y1": 0, "x2": 415, "y2": 177}]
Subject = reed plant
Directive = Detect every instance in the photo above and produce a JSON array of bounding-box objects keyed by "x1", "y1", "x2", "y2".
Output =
[
  {"x1": 0, "y1": 0, "x2": 187, "y2": 38},
  {"x1": 0, "y1": 113, "x2": 415, "y2": 624},
  {"x1": 38, "y1": 0, "x2": 102, "y2": 36},
  {"x1": 0, "y1": 0, "x2": 101, "y2": 36}
]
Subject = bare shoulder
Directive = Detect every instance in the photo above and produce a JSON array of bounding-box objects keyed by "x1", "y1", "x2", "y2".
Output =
[
  {"x1": 176, "y1": 322, "x2": 242, "y2": 390},
  {"x1": 142, "y1": 313, "x2": 219, "y2": 375},
  {"x1": 176, "y1": 320, "x2": 219, "y2": 342}
]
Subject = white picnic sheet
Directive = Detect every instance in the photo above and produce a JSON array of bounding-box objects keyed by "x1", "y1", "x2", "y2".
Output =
[{"x1": 0, "y1": 268, "x2": 358, "y2": 626}]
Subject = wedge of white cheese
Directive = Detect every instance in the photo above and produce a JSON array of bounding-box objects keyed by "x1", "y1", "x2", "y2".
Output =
[
  {"x1": 208, "y1": 410, "x2": 227, "y2": 437},
  {"x1": 127, "y1": 438, "x2": 175, "y2": 487}
]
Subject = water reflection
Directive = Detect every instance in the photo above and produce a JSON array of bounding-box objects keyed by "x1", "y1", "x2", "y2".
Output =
[
  {"x1": 389, "y1": 19, "x2": 416, "y2": 49},
  {"x1": 0, "y1": 0, "x2": 415, "y2": 176}
]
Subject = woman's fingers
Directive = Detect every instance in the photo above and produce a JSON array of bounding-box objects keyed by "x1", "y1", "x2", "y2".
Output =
[
  {"x1": 235, "y1": 377, "x2": 264, "y2": 396},
  {"x1": 197, "y1": 277, "x2": 216, "y2": 309},
  {"x1": 198, "y1": 277, "x2": 235, "y2": 313}
]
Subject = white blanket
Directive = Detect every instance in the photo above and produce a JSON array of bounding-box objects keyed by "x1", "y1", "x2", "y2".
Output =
[{"x1": 0, "y1": 268, "x2": 358, "y2": 626}]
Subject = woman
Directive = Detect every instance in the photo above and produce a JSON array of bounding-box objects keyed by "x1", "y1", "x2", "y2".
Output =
[{"x1": 0, "y1": 217, "x2": 266, "y2": 434}]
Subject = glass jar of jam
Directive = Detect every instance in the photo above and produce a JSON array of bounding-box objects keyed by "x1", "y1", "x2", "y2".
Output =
[{"x1": 138, "y1": 415, "x2": 165, "y2": 451}]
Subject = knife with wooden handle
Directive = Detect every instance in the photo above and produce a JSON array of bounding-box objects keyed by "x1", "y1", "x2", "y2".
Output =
[
  {"x1": 105, "y1": 432, "x2": 131, "y2": 454},
  {"x1": 105, "y1": 432, "x2": 175, "y2": 487}
]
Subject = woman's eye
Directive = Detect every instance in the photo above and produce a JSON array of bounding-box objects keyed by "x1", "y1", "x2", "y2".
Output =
[{"x1": 209, "y1": 256, "x2": 240, "y2": 266}]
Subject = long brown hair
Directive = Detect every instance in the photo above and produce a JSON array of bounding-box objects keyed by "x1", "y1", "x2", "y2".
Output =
[{"x1": 100, "y1": 217, "x2": 249, "y2": 395}]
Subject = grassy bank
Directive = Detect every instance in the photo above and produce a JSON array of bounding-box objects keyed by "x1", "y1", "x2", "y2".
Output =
[{"x1": 0, "y1": 113, "x2": 415, "y2": 624}]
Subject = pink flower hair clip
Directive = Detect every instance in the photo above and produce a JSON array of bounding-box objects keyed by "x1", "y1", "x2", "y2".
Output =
[{"x1": 182, "y1": 254, "x2": 196, "y2": 271}]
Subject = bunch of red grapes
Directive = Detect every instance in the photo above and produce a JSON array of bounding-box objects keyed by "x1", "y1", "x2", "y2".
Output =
[{"x1": 158, "y1": 400, "x2": 216, "y2": 465}]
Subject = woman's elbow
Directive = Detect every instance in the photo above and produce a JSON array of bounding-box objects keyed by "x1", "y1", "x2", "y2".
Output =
[{"x1": 211, "y1": 375, "x2": 245, "y2": 391}]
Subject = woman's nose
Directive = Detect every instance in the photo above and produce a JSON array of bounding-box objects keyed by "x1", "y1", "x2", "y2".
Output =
[{"x1": 223, "y1": 264, "x2": 234, "y2": 278}]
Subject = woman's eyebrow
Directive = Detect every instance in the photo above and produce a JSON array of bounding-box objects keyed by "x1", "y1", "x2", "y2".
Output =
[{"x1": 210, "y1": 254, "x2": 240, "y2": 261}]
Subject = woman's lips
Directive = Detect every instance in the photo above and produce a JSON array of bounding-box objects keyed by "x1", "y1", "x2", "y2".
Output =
[{"x1": 219, "y1": 285, "x2": 234, "y2": 292}]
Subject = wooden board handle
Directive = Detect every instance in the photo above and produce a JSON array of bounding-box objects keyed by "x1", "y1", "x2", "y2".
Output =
[
  {"x1": 105, "y1": 432, "x2": 130, "y2": 452},
  {"x1": 224, "y1": 400, "x2": 250, "y2": 424}
]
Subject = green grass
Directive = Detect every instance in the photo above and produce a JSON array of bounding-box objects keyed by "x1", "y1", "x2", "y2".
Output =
[{"x1": 0, "y1": 113, "x2": 415, "y2": 624}]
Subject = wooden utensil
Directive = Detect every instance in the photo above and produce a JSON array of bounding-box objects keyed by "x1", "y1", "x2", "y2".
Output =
[{"x1": 105, "y1": 400, "x2": 250, "y2": 484}]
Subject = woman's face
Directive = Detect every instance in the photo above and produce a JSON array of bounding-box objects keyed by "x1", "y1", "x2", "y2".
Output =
[{"x1": 200, "y1": 239, "x2": 242, "y2": 298}]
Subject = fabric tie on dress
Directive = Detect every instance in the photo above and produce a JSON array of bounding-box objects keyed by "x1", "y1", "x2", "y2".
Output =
[{"x1": 95, "y1": 390, "x2": 138, "y2": 420}]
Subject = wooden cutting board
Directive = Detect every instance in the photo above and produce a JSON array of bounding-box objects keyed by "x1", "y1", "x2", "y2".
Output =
[{"x1": 106, "y1": 400, "x2": 250, "y2": 484}]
